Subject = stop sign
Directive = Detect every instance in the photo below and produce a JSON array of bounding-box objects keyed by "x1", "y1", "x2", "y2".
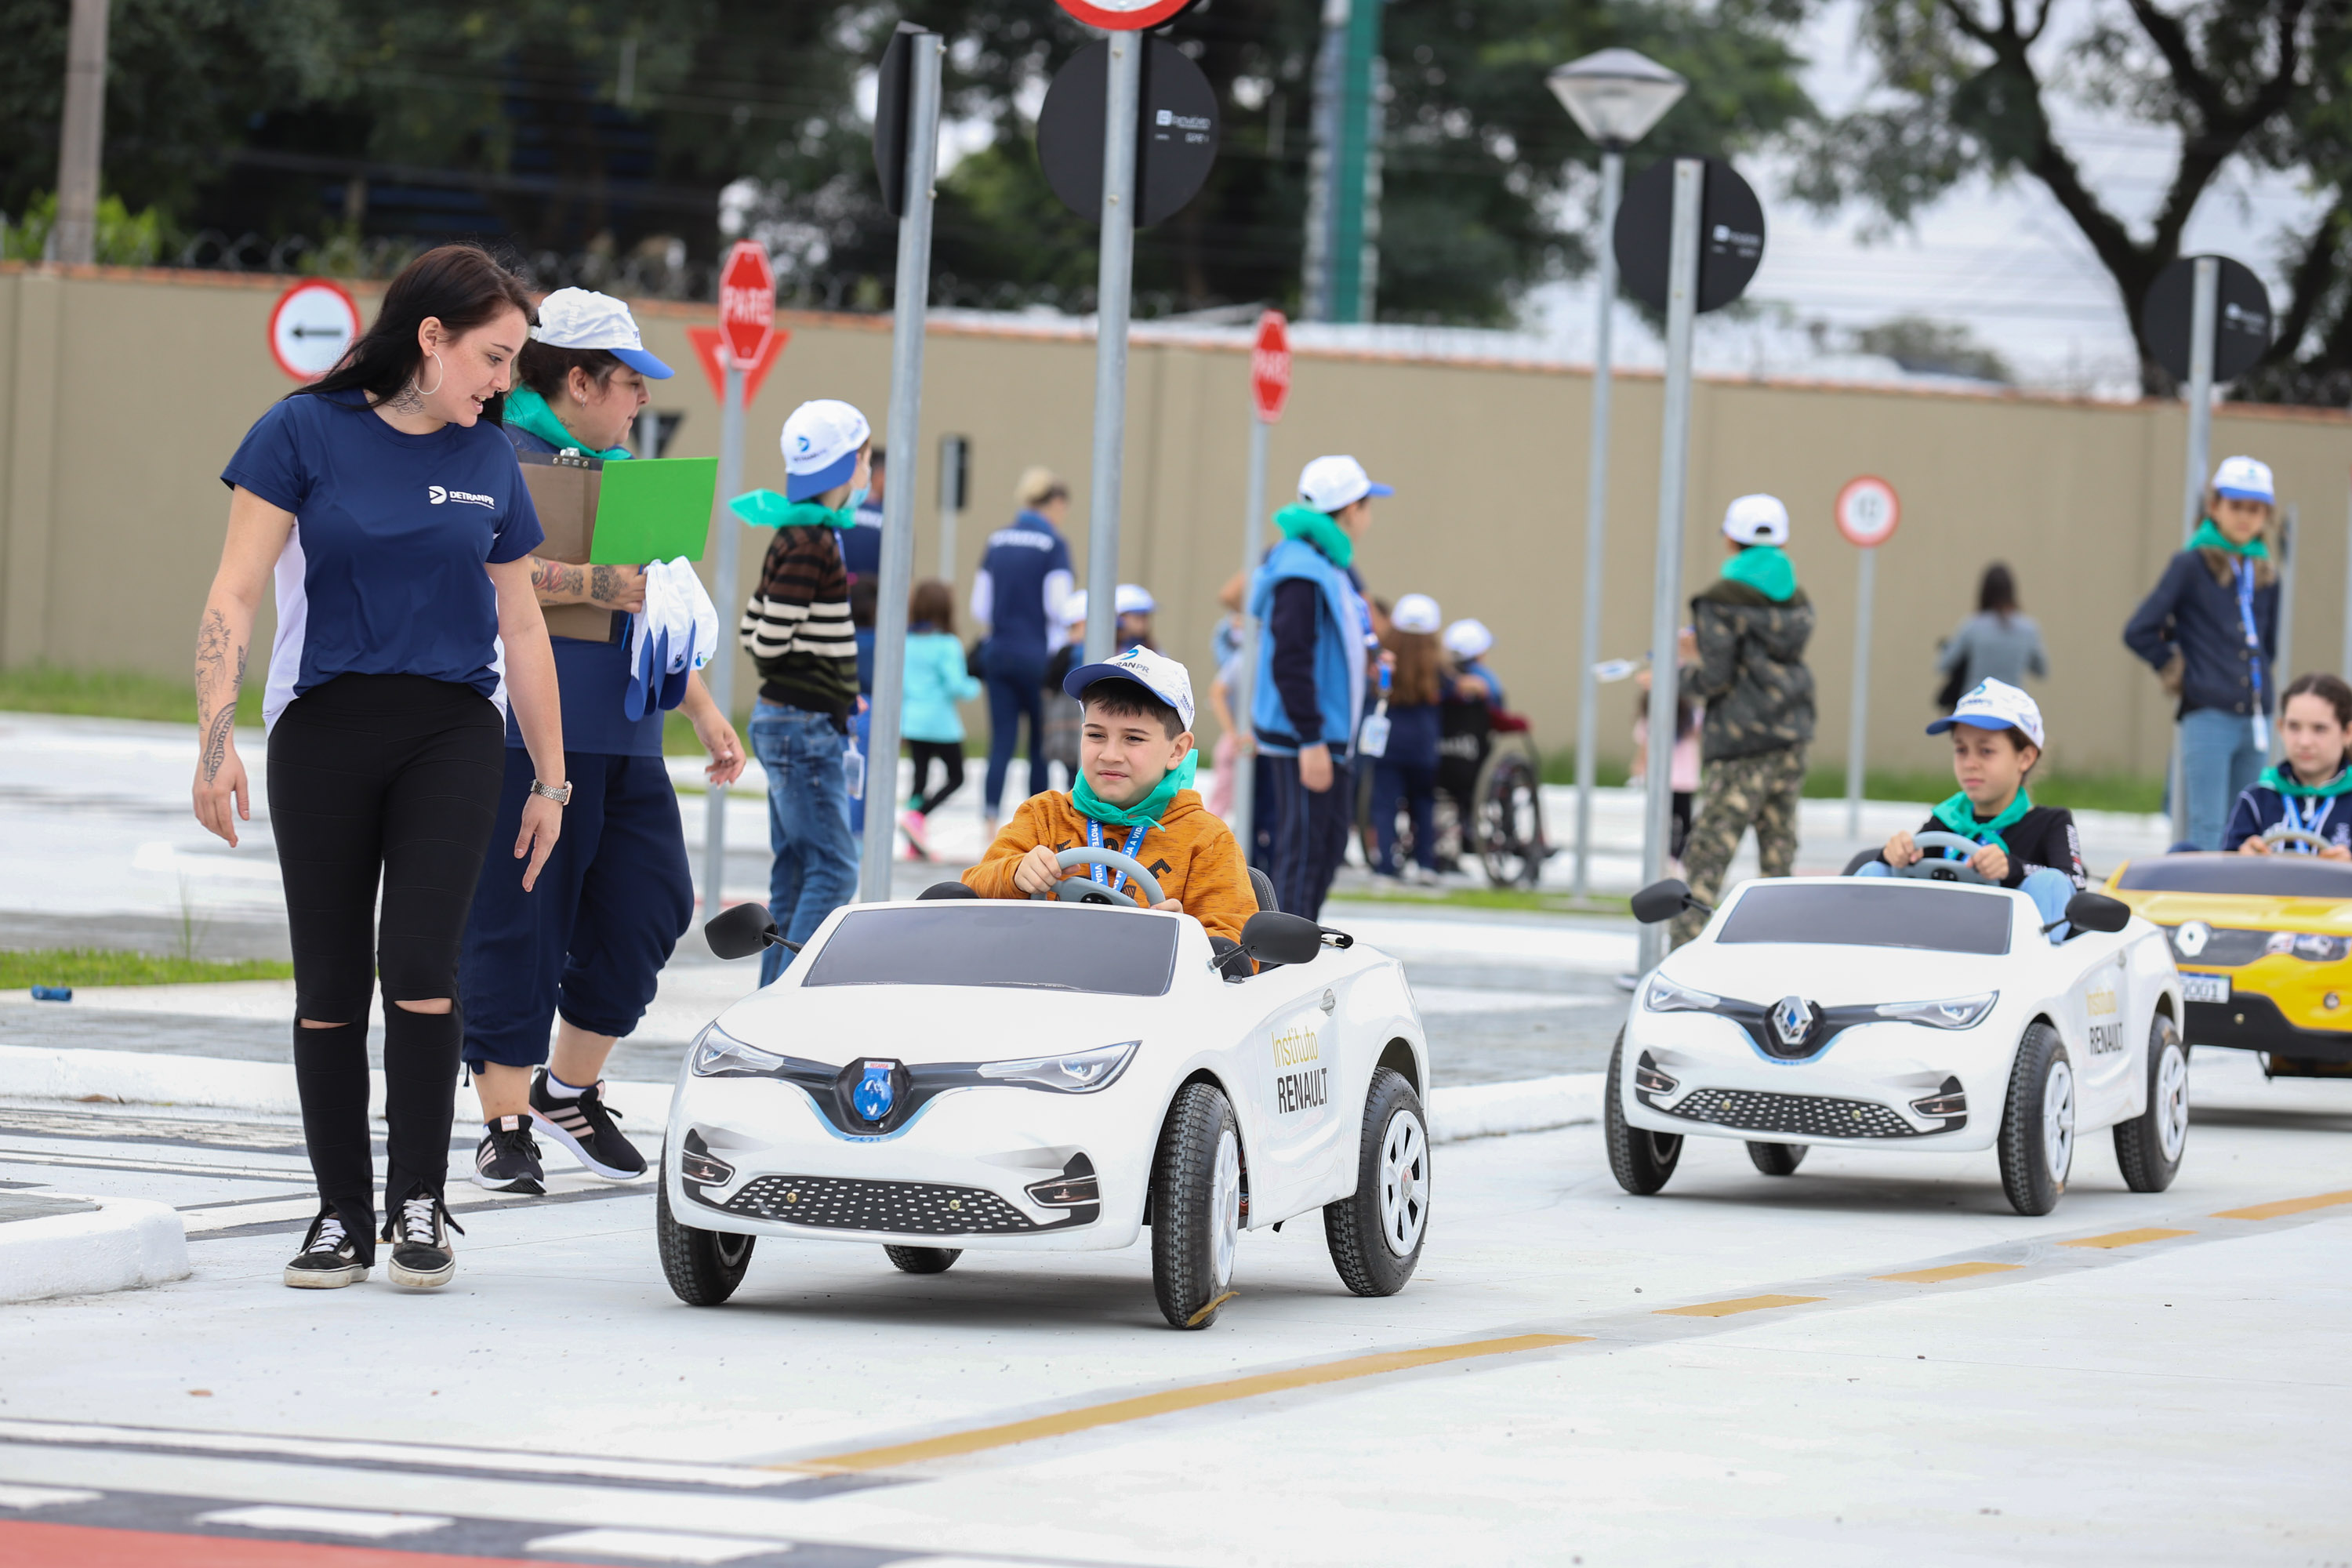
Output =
[
  {"x1": 718, "y1": 241, "x2": 775, "y2": 368},
  {"x1": 1250, "y1": 310, "x2": 1290, "y2": 423}
]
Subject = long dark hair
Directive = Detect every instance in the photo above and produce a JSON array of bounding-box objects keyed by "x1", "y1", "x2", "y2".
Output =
[
  {"x1": 301, "y1": 245, "x2": 535, "y2": 408},
  {"x1": 910, "y1": 578, "x2": 955, "y2": 634},
  {"x1": 1977, "y1": 562, "x2": 2018, "y2": 623},
  {"x1": 2281, "y1": 672, "x2": 2352, "y2": 782}
]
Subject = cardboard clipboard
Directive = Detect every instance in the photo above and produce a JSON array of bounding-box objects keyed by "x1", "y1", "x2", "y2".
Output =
[{"x1": 516, "y1": 450, "x2": 719, "y2": 641}]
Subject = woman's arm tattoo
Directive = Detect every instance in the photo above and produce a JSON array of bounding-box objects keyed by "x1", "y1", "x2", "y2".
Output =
[
  {"x1": 590, "y1": 564, "x2": 622, "y2": 605},
  {"x1": 532, "y1": 557, "x2": 584, "y2": 601},
  {"x1": 194, "y1": 608, "x2": 248, "y2": 784}
]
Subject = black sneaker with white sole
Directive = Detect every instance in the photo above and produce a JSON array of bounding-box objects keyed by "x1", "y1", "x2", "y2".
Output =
[
  {"x1": 474, "y1": 1114, "x2": 546, "y2": 1194},
  {"x1": 381, "y1": 1188, "x2": 463, "y2": 1289},
  {"x1": 530, "y1": 1070, "x2": 647, "y2": 1180},
  {"x1": 283, "y1": 1207, "x2": 368, "y2": 1289}
]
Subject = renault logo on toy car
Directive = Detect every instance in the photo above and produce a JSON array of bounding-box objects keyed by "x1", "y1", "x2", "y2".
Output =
[
  {"x1": 853, "y1": 1060, "x2": 897, "y2": 1122},
  {"x1": 2173, "y1": 920, "x2": 2211, "y2": 958},
  {"x1": 1770, "y1": 995, "x2": 1813, "y2": 1050}
]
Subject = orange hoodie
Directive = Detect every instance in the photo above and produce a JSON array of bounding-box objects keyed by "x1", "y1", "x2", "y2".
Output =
[{"x1": 963, "y1": 789, "x2": 1258, "y2": 945}]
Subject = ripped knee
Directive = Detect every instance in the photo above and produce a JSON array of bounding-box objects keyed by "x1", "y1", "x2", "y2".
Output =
[
  {"x1": 299, "y1": 1018, "x2": 349, "y2": 1029},
  {"x1": 390, "y1": 997, "x2": 453, "y2": 1015}
]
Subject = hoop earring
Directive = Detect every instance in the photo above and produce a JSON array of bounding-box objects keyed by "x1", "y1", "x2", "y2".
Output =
[{"x1": 412, "y1": 350, "x2": 445, "y2": 398}]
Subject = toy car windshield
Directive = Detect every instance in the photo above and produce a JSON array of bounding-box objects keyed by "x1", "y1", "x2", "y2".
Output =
[
  {"x1": 2113, "y1": 854, "x2": 2352, "y2": 898},
  {"x1": 1715, "y1": 882, "x2": 2013, "y2": 956},
  {"x1": 797, "y1": 906, "x2": 1180, "y2": 996}
]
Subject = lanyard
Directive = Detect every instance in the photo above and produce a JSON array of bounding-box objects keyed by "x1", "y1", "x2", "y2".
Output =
[
  {"x1": 1086, "y1": 816, "x2": 1149, "y2": 895},
  {"x1": 2285, "y1": 793, "x2": 2333, "y2": 846},
  {"x1": 2235, "y1": 561, "x2": 2270, "y2": 750}
]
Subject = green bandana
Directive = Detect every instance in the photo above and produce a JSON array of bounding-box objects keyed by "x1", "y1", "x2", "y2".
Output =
[
  {"x1": 1721, "y1": 545, "x2": 1796, "y2": 603},
  {"x1": 2259, "y1": 763, "x2": 2352, "y2": 799},
  {"x1": 503, "y1": 384, "x2": 630, "y2": 460},
  {"x1": 2188, "y1": 519, "x2": 2270, "y2": 559},
  {"x1": 1273, "y1": 504, "x2": 1355, "y2": 570},
  {"x1": 728, "y1": 490, "x2": 856, "y2": 531},
  {"x1": 1931, "y1": 789, "x2": 2033, "y2": 851},
  {"x1": 1073, "y1": 755, "x2": 1194, "y2": 831}
]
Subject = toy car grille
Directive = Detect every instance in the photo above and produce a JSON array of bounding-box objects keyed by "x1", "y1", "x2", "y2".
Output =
[
  {"x1": 722, "y1": 1175, "x2": 1038, "y2": 1235},
  {"x1": 1663, "y1": 1088, "x2": 1918, "y2": 1139}
]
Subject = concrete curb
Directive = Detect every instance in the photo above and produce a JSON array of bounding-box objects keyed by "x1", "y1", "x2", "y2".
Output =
[
  {"x1": 0, "y1": 1044, "x2": 1592, "y2": 1147},
  {"x1": 0, "y1": 1195, "x2": 191, "y2": 1304}
]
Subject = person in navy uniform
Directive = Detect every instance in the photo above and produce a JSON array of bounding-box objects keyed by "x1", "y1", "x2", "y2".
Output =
[{"x1": 970, "y1": 466, "x2": 1077, "y2": 837}]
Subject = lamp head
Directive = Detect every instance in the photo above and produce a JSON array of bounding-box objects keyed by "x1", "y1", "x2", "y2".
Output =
[{"x1": 1547, "y1": 48, "x2": 1687, "y2": 149}]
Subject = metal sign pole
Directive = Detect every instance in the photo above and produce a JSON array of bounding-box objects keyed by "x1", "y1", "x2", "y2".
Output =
[
  {"x1": 1638, "y1": 158, "x2": 1703, "y2": 976},
  {"x1": 1846, "y1": 546, "x2": 1876, "y2": 840},
  {"x1": 1084, "y1": 33, "x2": 1142, "y2": 666},
  {"x1": 701, "y1": 361, "x2": 746, "y2": 913},
  {"x1": 1231, "y1": 412, "x2": 1271, "y2": 850},
  {"x1": 860, "y1": 32, "x2": 943, "y2": 903},
  {"x1": 2169, "y1": 256, "x2": 2218, "y2": 846},
  {"x1": 1572, "y1": 145, "x2": 1624, "y2": 898}
]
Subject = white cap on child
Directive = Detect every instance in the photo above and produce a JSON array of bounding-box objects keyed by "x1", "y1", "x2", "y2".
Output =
[
  {"x1": 1722, "y1": 493, "x2": 1790, "y2": 546},
  {"x1": 2212, "y1": 455, "x2": 2275, "y2": 503},
  {"x1": 1443, "y1": 618, "x2": 1494, "y2": 659},
  {"x1": 1115, "y1": 583, "x2": 1156, "y2": 615},
  {"x1": 1927, "y1": 678, "x2": 2044, "y2": 750},
  {"x1": 779, "y1": 399, "x2": 870, "y2": 501},
  {"x1": 1391, "y1": 593, "x2": 1442, "y2": 635},
  {"x1": 1061, "y1": 644, "x2": 1195, "y2": 734}
]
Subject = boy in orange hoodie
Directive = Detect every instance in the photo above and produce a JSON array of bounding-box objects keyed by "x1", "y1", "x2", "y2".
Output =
[{"x1": 963, "y1": 645, "x2": 1258, "y2": 946}]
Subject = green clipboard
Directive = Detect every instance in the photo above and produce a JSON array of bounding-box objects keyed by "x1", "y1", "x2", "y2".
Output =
[{"x1": 587, "y1": 456, "x2": 719, "y2": 564}]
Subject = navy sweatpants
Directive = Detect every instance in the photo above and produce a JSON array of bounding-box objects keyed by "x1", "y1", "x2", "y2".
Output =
[
  {"x1": 1268, "y1": 752, "x2": 1353, "y2": 924},
  {"x1": 458, "y1": 750, "x2": 694, "y2": 1071}
]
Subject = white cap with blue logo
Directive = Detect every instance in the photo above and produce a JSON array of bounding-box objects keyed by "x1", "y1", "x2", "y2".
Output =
[
  {"x1": 1927, "y1": 677, "x2": 2044, "y2": 750},
  {"x1": 1298, "y1": 455, "x2": 1395, "y2": 514},
  {"x1": 1062, "y1": 644, "x2": 1196, "y2": 734},
  {"x1": 532, "y1": 288, "x2": 675, "y2": 379},
  {"x1": 779, "y1": 399, "x2": 871, "y2": 502},
  {"x1": 2212, "y1": 455, "x2": 2275, "y2": 503}
]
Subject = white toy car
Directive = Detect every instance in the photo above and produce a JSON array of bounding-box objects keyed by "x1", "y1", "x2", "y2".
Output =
[
  {"x1": 1608, "y1": 843, "x2": 2189, "y2": 1215},
  {"x1": 657, "y1": 848, "x2": 1432, "y2": 1328}
]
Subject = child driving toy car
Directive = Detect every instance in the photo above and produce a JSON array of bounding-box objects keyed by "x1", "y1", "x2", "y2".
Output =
[
  {"x1": 1860, "y1": 678, "x2": 2086, "y2": 938},
  {"x1": 963, "y1": 645, "x2": 1258, "y2": 946},
  {"x1": 2223, "y1": 670, "x2": 2352, "y2": 858}
]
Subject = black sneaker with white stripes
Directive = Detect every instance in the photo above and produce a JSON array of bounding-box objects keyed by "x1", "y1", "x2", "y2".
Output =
[
  {"x1": 474, "y1": 1114, "x2": 546, "y2": 1194},
  {"x1": 381, "y1": 1187, "x2": 463, "y2": 1289},
  {"x1": 283, "y1": 1207, "x2": 368, "y2": 1289},
  {"x1": 529, "y1": 1069, "x2": 647, "y2": 1181}
]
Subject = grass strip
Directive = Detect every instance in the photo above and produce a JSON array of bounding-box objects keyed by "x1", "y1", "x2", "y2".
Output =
[
  {"x1": 0, "y1": 662, "x2": 263, "y2": 728},
  {"x1": 0, "y1": 949, "x2": 292, "y2": 989}
]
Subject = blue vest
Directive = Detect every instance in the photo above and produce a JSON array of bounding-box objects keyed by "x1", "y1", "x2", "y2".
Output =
[{"x1": 1247, "y1": 536, "x2": 1367, "y2": 756}]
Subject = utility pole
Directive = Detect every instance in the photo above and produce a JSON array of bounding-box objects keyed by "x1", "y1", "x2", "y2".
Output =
[
  {"x1": 1303, "y1": 0, "x2": 1382, "y2": 322},
  {"x1": 53, "y1": 0, "x2": 111, "y2": 265}
]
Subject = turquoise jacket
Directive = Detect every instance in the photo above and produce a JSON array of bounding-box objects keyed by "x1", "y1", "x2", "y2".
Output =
[
  {"x1": 1247, "y1": 535, "x2": 1368, "y2": 756},
  {"x1": 902, "y1": 630, "x2": 981, "y2": 743}
]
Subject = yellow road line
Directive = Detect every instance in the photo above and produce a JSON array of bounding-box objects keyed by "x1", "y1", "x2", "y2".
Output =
[
  {"x1": 786, "y1": 1333, "x2": 1591, "y2": 1474},
  {"x1": 1874, "y1": 1261, "x2": 2024, "y2": 1284},
  {"x1": 1654, "y1": 1294, "x2": 1826, "y2": 1319},
  {"x1": 2059, "y1": 1227, "x2": 2194, "y2": 1250},
  {"x1": 2215, "y1": 1189, "x2": 2352, "y2": 1221}
]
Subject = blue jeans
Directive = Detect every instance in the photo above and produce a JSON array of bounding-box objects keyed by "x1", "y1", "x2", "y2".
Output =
[
  {"x1": 982, "y1": 644, "x2": 1047, "y2": 815},
  {"x1": 2179, "y1": 707, "x2": 2266, "y2": 851},
  {"x1": 1371, "y1": 757, "x2": 1438, "y2": 874},
  {"x1": 1857, "y1": 860, "x2": 2075, "y2": 941},
  {"x1": 750, "y1": 701, "x2": 859, "y2": 985}
]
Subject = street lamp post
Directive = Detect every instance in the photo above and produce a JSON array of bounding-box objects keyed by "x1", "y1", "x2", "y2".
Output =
[{"x1": 1546, "y1": 49, "x2": 1686, "y2": 900}]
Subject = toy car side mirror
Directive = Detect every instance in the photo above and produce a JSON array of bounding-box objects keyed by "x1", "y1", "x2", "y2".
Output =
[
  {"x1": 706, "y1": 902, "x2": 783, "y2": 960},
  {"x1": 1240, "y1": 910, "x2": 1324, "y2": 967},
  {"x1": 2063, "y1": 891, "x2": 2132, "y2": 935},
  {"x1": 1631, "y1": 878, "x2": 1711, "y2": 926}
]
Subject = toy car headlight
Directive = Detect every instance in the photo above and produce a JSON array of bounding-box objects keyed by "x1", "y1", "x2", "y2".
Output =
[
  {"x1": 1874, "y1": 992, "x2": 1998, "y2": 1030},
  {"x1": 1643, "y1": 975, "x2": 1721, "y2": 1014},
  {"x1": 2266, "y1": 931, "x2": 2350, "y2": 962},
  {"x1": 689, "y1": 1023, "x2": 788, "y2": 1078},
  {"x1": 976, "y1": 1041, "x2": 1140, "y2": 1093}
]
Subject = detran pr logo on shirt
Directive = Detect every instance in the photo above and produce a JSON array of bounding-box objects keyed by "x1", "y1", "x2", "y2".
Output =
[{"x1": 426, "y1": 485, "x2": 495, "y2": 508}]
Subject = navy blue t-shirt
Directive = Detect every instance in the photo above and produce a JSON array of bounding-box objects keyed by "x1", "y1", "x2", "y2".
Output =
[
  {"x1": 839, "y1": 493, "x2": 884, "y2": 580},
  {"x1": 502, "y1": 423, "x2": 664, "y2": 757},
  {"x1": 978, "y1": 511, "x2": 1073, "y2": 662},
  {"x1": 221, "y1": 390, "x2": 543, "y2": 730}
]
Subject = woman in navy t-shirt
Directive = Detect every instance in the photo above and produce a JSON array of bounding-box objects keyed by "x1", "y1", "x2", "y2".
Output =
[{"x1": 194, "y1": 245, "x2": 567, "y2": 1293}]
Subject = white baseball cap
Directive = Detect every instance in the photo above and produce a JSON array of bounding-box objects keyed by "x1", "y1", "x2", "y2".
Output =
[
  {"x1": 1062, "y1": 644, "x2": 1196, "y2": 734},
  {"x1": 1722, "y1": 493, "x2": 1790, "y2": 546},
  {"x1": 1444, "y1": 618, "x2": 1494, "y2": 659},
  {"x1": 1391, "y1": 593, "x2": 1442, "y2": 635},
  {"x1": 1059, "y1": 590, "x2": 1087, "y2": 627},
  {"x1": 2212, "y1": 455, "x2": 2275, "y2": 503},
  {"x1": 1927, "y1": 677, "x2": 2045, "y2": 750},
  {"x1": 1116, "y1": 583, "x2": 1156, "y2": 616},
  {"x1": 1298, "y1": 455, "x2": 1395, "y2": 514},
  {"x1": 780, "y1": 399, "x2": 871, "y2": 501},
  {"x1": 531, "y1": 288, "x2": 674, "y2": 379}
]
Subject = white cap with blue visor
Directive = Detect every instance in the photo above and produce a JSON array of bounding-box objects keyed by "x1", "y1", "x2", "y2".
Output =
[{"x1": 1926, "y1": 677, "x2": 2044, "y2": 750}]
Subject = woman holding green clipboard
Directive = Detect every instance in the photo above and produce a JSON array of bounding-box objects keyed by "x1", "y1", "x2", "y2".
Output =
[{"x1": 459, "y1": 289, "x2": 746, "y2": 1197}]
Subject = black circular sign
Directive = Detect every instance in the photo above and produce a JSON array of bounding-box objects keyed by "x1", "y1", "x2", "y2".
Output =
[
  {"x1": 1612, "y1": 158, "x2": 1766, "y2": 315},
  {"x1": 2140, "y1": 255, "x2": 2272, "y2": 382},
  {"x1": 1037, "y1": 38, "x2": 1220, "y2": 228}
]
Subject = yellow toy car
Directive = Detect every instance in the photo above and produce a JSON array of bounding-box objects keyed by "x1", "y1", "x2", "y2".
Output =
[{"x1": 2106, "y1": 831, "x2": 2352, "y2": 1078}]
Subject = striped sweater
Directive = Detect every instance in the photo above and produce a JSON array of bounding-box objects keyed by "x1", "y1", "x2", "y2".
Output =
[{"x1": 739, "y1": 524, "x2": 860, "y2": 724}]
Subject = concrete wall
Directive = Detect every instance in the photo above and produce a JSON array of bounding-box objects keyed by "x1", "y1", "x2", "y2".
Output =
[{"x1": 4, "y1": 260, "x2": 2348, "y2": 777}]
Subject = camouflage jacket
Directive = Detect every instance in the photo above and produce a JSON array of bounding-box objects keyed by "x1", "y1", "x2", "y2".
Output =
[{"x1": 1679, "y1": 578, "x2": 1816, "y2": 763}]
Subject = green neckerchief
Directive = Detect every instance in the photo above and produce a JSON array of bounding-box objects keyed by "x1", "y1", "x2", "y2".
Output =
[
  {"x1": 1720, "y1": 544, "x2": 1796, "y2": 602},
  {"x1": 503, "y1": 384, "x2": 631, "y2": 460},
  {"x1": 1273, "y1": 503, "x2": 1355, "y2": 570},
  {"x1": 2259, "y1": 762, "x2": 2352, "y2": 799},
  {"x1": 728, "y1": 489, "x2": 856, "y2": 530},
  {"x1": 1931, "y1": 789, "x2": 2034, "y2": 851},
  {"x1": 2188, "y1": 519, "x2": 2270, "y2": 559},
  {"x1": 1071, "y1": 752, "x2": 1196, "y2": 830}
]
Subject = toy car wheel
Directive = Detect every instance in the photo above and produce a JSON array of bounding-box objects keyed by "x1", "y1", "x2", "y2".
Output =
[
  {"x1": 1151, "y1": 1081, "x2": 1244, "y2": 1329},
  {"x1": 2113, "y1": 1014, "x2": 2190, "y2": 1192},
  {"x1": 1605, "y1": 1032, "x2": 1682, "y2": 1195},
  {"x1": 1746, "y1": 1142, "x2": 1807, "y2": 1176},
  {"x1": 1324, "y1": 1067, "x2": 1430, "y2": 1297},
  {"x1": 1998, "y1": 1022, "x2": 2075, "y2": 1216},
  {"x1": 656, "y1": 1178, "x2": 753, "y2": 1306},
  {"x1": 883, "y1": 1245, "x2": 962, "y2": 1274}
]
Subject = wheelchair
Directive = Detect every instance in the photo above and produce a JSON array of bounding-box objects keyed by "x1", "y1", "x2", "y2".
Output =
[{"x1": 1355, "y1": 699, "x2": 1551, "y2": 888}]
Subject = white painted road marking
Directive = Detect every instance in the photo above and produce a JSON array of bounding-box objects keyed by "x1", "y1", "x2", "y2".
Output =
[{"x1": 195, "y1": 1504, "x2": 454, "y2": 1537}]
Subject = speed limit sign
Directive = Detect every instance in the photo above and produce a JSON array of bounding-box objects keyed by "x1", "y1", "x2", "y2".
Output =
[{"x1": 1835, "y1": 475, "x2": 1900, "y2": 548}]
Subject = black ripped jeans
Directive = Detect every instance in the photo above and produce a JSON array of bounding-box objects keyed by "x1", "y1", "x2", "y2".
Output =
[{"x1": 267, "y1": 674, "x2": 506, "y2": 1256}]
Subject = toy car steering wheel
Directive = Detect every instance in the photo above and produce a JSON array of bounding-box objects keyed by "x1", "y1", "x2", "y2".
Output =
[
  {"x1": 1029, "y1": 846, "x2": 1167, "y2": 909},
  {"x1": 2261, "y1": 825, "x2": 2335, "y2": 855},
  {"x1": 1896, "y1": 829, "x2": 1999, "y2": 886}
]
